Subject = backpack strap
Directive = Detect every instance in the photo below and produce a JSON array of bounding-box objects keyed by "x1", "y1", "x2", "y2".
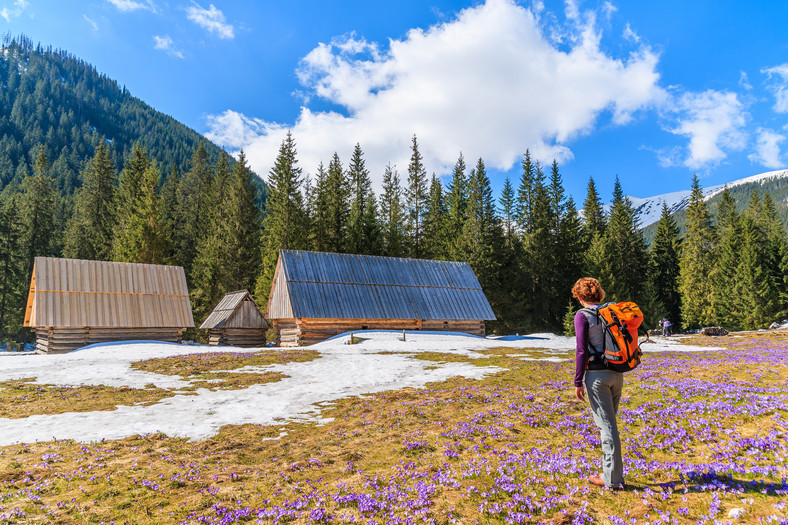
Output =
[{"x1": 578, "y1": 306, "x2": 606, "y2": 362}]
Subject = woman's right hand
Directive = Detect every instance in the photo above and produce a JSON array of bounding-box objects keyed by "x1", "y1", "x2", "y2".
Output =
[{"x1": 575, "y1": 386, "x2": 586, "y2": 401}]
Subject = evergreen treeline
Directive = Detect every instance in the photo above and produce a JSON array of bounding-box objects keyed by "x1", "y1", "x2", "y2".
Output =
[
  {"x1": 0, "y1": 140, "x2": 263, "y2": 345},
  {"x1": 256, "y1": 134, "x2": 788, "y2": 335}
]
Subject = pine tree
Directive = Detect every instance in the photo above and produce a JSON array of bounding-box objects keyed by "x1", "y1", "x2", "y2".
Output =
[
  {"x1": 112, "y1": 147, "x2": 169, "y2": 264},
  {"x1": 515, "y1": 150, "x2": 536, "y2": 233},
  {"x1": 347, "y1": 143, "x2": 376, "y2": 254},
  {"x1": 190, "y1": 152, "x2": 231, "y2": 321},
  {"x1": 0, "y1": 194, "x2": 25, "y2": 342},
  {"x1": 736, "y1": 192, "x2": 777, "y2": 329},
  {"x1": 600, "y1": 176, "x2": 647, "y2": 303},
  {"x1": 421, "y1": 174, "x2": 446, "y2": 259},
  {"x1": 759, "y1": 192, "x2": 788, "y2": 318},
  {"x1": 380, "y1": 164, "x2": 406, "y2": 257},
  {"x1": 444, "y1": 153, "x2": 468, "y2": 260},
  {"x1": 174, "y1": 142, "x2": 213, "y2": 276},
  {"x1": 224, "y1": 151, "x2": 262, "y2": 291},
  {"x1": 582, "y1": 176, "x2": 606, "y2": 238},
  {"x1": 405, "y1": 135, "x2": 428, "y2": 257},
  {"x1": 648, "y1": 203, "x2": 682, "y2": 330},
  {"x1": 550, "y1": 161, "x2": 585, "y2": 327},
  {"x1": 324, "y1": 152, "x2": 349, "y2": 253},
  {"x1": 63, "y1": 142, "x2": 116, "y2": 260},
  {"x1": 460, "y1": 158, "x2": 502, "y2": 322},
  {"x1": 254, "y1": 132, "x2": 309, "y2": 304},
  {"x1": 497, "y1": 176, "x2": 524, "y2": 331},
  {"x1": 499, "y1": 177, "x2": 516, "y2": 242},
  {"x1": 713, "y1": 188, "x2": 742, "y2": 329},
  {"x1": 19, "y1": 145, "x2": 57, "y2": 284},
  {"x1": 678, "y1": 174, "x2": 717, "y2": 328},
  {"x1": 310, "y1": 162, "x2": 330, "y2": 252}
]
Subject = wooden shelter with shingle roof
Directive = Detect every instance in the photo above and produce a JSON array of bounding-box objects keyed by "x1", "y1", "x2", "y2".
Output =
[
  {"x1": 266, "y1": 250, "x2": 496, "y2": 346},
  {"x1": 200, "y1": 290, "x2": 269, "y2": 347},
  {"x1": 24, "y1": 257, "x2": 194, "y2": 353}
]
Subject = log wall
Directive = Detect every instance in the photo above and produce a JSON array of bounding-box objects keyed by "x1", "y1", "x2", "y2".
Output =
[
  {"x1": 34, "y1": 327, "x2": 183, "y2": 354},
  {"x1": 273, "y1": 318, "x2": 485, "y2": 347},
  {"x1": 207, "y1": 328, "x2": 267, "y2": 347}
]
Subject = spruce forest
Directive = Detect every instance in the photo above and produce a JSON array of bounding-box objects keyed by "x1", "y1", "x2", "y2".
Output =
[{"x1": 1, "y1": 36, "x2": 787, "y2": 345}]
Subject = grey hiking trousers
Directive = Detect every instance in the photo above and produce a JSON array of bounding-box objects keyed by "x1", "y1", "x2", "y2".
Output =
[{"x1": 584, "y1": 369, "x2": 625, "y2": 487}]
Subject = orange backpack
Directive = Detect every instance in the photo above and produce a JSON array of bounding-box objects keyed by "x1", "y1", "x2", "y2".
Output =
[{"x1": 581, "y1": 302, "x2": 643, "y2": 372}]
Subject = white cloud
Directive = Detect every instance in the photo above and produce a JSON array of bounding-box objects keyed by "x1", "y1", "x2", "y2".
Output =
[
  {"x1": 205, "y1": 0, "x2": 664, "y2": 186},
  {"x1": 106, "y1": 0, "x2": 156, "y2": 13},
  {"x1": 1, "y1": 0, "x2": 29, "y2": 22},
  {"x1": 664, "y1": 90, "x2": 748, "y2": 170},
  {"x1": 83, "y1": 14, "x2": 98, "y2": 32},
  {"x1": 186, "y1": 2, "x2": 234, "y2": 39},
  {"x1": 748, "y1": 128, "x2": 785, "y2": 169},
  {"x1": 153, "y1": 35, "x2": 184, "y2": 59},
  {"x1": 762, "y1": 63, "x2": 788, "y2": 113}
]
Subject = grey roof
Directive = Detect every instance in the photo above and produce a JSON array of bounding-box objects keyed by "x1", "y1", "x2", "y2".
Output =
[
  {"x1": 200, "y1": 290, "x2": 264, "y2": 329},
  {"x1": 268, "y1": 250, "x2": 496, "y2": 320}
]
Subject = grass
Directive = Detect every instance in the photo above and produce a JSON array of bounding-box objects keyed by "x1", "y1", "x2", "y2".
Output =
[
  {"x1": 0, "y1": 335, "x2": 786, "y2": 524},
  {"x1": 0, "y1": 379, "x2": 175, "y2": 418}
]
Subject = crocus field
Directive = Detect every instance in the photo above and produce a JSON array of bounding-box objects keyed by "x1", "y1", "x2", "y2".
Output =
[{"x1": 0, "y1": 332, "x2": 787, "y2": 524}]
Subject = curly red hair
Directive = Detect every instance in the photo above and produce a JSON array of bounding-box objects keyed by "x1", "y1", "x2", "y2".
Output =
[{"x1": 572, "y1": 277, "x2": 605, "y2": 304}]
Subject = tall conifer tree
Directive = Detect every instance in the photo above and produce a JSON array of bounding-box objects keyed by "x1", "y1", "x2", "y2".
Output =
[
  {"x1": 255, "y1": 132, "x2": 309, "y2": 304},
  {"x1": 678, "y1": 174, "x2": 717, "y2": 328},
  {"x1": 649, "y1": 203, "x2": 682, "y2": 330},
  {"x1": 20, "y1": 145, "x2": 57, "y2": 284},
  {"x1": 64, "y1": 142, "x2": 116, "y2": 260},
  {"x1": 324, "y1": 152, "x2": 349, "y2": 253},
  {"x1": 713, "y1": 188, "x2": 742, "y2": 329},
  {"x1": 444, "y1": 153, "x2": 468, "y2": 260},
  {"x1": 347, "y1": 143, "x2": 376, "y2": 254},
  {"x1": 405, "y1": 135, "x2": 428, "y2": 257},
  {"x1": 380, "y1": 164, "x2": 406, "y2": 257},
  {"x1": 421, "y1": 174, "x2": 446, "y2": 259},
  {"x1": 174, "y1": 142, "x2": 213, "y2": 276},
  {"x1": 600, "y1": 177, "x2": 647, "y2": 303},
  {"x1": 0, "y1": 195, "x2": 24, "y2": 342}
]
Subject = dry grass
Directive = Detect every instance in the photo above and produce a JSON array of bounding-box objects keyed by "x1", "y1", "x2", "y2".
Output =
[{"x1": 0, "y1": 379, "x2": 174, "y2": 419}]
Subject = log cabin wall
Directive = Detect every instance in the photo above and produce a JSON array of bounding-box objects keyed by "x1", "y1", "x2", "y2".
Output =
[
  {"x1": 274, "y1": 318, "x2": 485, "y2": 347},
  {"x1": 266, "y1": 250, "x2": 495, "y2": 347}
]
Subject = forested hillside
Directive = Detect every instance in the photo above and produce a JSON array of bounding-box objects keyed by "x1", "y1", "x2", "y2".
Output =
[{"x1": 0, "y1": 34, "x2": 264, "y2": 204}]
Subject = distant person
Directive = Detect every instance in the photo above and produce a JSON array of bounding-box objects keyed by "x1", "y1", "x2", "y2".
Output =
[
  {"x1": 572, "y1": 277, "x2": 625, "y2": 490},
  {"x1": 660, "y1": 318, "x2": 672, "y2": 337}
]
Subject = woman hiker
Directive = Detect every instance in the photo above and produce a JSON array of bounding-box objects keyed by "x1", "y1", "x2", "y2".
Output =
[{"x1": 571, "y1": 277, "x2": 625, "y2": 490}]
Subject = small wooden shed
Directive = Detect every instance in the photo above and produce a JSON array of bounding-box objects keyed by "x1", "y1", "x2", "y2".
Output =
[
  {"x1": 24, "y1": 257, "x2": 194, "y2": 353},
  {"x1": 266, "y1": 250, "x2": 497, "y2": 346},
  {"x1": 199, "y1": 290, "x2": 269, "y2": 347}
]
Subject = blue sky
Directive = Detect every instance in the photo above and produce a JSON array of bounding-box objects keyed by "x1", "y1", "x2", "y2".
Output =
[{"x1": 4, "y1": 0, "x2": 788, "y2": 203}]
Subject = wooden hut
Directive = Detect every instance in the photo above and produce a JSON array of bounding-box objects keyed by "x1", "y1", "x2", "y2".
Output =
[
  {"x1": 24, "y1": 257, "x2": 194, "y2": 353},
  {"x1": 200, "y1": 290, "x2": 269, "y2": 347},
  {"x1": 266, "y1": 250, "x2": 496, "y2": 346}
]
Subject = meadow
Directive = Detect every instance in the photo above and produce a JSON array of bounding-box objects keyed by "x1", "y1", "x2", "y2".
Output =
[{"x1": 0, "y1": 332, "x2": 786, "y2": 524}]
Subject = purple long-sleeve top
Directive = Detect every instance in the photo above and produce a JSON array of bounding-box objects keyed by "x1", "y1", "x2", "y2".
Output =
[{"x1": 574, "y1": 310, "x2": 596, "y2": 387}]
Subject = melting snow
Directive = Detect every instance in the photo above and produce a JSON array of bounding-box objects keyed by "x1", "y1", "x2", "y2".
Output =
[{"x1": 0, "y1": 331, "x2": 716, "y2": 445}]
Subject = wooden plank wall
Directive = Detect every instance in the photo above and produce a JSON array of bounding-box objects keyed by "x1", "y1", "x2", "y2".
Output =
[
  {"x1": 273, "y1": 318, "x2": 485, "y2": 347},
  {"x1": 34, "y1": 327, "x2": 183, "y2": 354},
  {"x1": 224, "y1": 299, "x2": 268, "y2": 329},
  {"x1": 207, "y1": 328, "x2": 267, "y2": 347}
]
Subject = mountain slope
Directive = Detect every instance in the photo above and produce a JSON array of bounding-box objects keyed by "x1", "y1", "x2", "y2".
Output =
[
  {"x1": 0, "y1": 34, "x2": 265, "y2": 204},
  {"x1": 635, "y1": 169, "x2": 788, "y2": 244}
]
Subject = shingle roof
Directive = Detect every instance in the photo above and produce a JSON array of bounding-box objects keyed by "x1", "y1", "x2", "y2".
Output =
[
  {"x1": 266, "y1": 250, "x2": 496, "y2": 320},
  {"x1": 200, "y1": 290, "x2": 267, "y2": 329},
  {"x1": 24, "y1": 257, "x2": 194, "y2": 328}
]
